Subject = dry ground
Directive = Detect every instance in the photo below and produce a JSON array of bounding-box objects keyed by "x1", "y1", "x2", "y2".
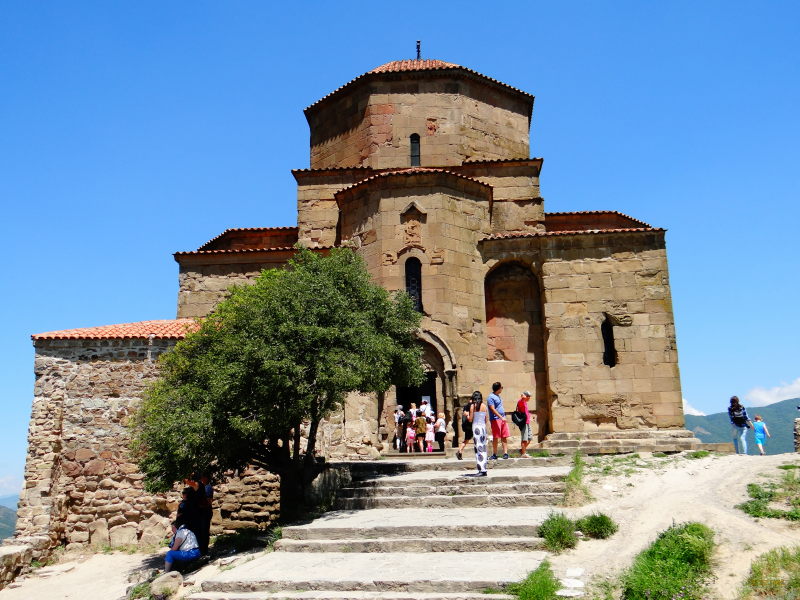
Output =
[{"x1": 0, "y1": 452, "x2": 797, "y2": 600}]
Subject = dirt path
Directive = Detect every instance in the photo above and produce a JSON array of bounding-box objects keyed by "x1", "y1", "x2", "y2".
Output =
[{"x1": 550, "y1": 453, "x2": 800, "y2": 599}]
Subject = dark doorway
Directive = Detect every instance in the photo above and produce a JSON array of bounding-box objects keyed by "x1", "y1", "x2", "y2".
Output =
[{"x1": 397, "y1": 371, "x2": 438, "y2": 414}]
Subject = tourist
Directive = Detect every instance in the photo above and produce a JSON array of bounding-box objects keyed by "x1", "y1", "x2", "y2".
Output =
[
  {"x1": 409, "y1": 403, "x2": 418, "y2": 419},
  {"x1": 176, "y1": 486, "x2": 201, "y2": 539},
  {"x1": 515, "y1": 391, "x2": 533, "y2": 457},
  {"x1": 752, "y1": 415, "x2": 771, "y2": 456},
  {"x1": 455, "y1": 398, "x2": 475, "y2": 460},
  {"x1": 728, "y1": 396, "x2": 752, "y2": 455},
  {"x1": 394, "y1": 406, "x2": 405, "y2": 451},
  {"x1": 421, "y1": 399, "x2": 433, "y2": 418},
  {"x1": 405, "y1": 418, "x2": 417, "y2": 453},
  {"x1": 434, "y1": 412, "x2": 447, "y2": 452},
  {"x1": 164, "y1": 519, "x2": 201, "y2": 572},
  {"x1": 425, "y1": 416, "x2": 435, "y2": 452},
  {"x1": 487, "y1": 382, "x2": 510, "y2": 460},
  {"x1": 414, "y1": 411, "x2": 427, "y2": 453},
  {"x1": 197, "y1": 474, "x2": 214, "y2": 555},
  {"x1": 465, "y1": 391, "x2": 488, "y2": 477}
]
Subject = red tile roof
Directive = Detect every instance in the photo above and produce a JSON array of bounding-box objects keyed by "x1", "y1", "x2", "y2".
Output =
[
  {"x1": 32, "y1": 319, "x2": 199, "y2": 341},
  {"x1": 174, "y1": 246, "x2": 333, "y2": 257},
  {"x1": 334, "y1": 167, "x2": 492, "y2": 198},
  {"x1": 305, "y1": 59, "x2": 533, "y2": 114},
  {"x1": 481, "y1": 227, "x2": 664, "y2": 242},
  {"x1": 197, "y1": 227, "x2": 298, "y2": 251},
  {"x1": 370, "y1": 59, "x2": 459, "y2": 73}
]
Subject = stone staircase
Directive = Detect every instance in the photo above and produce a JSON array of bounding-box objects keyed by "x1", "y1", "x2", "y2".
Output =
[
  {"x1": 190, "y1": 456, "x2": 575, "y2": 600},
  {"x1": 539, "y1": 429, "x2": 706, "y2": 454}
]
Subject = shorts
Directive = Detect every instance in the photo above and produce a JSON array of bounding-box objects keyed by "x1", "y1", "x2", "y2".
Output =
[
  {"x1": 416, "y1": 432, "x2": 426, "y2": 439},
  {"x1": 519, "y1": 423, "x2": 532, "y2": 441},
  {"x1": 462, "y1": 426, "x2": 473, "y2": 441},
  {"x1": 491, "y1": 418, "x2": 510, "y2": 439}
]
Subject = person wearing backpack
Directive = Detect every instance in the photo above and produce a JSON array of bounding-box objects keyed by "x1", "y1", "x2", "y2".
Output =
[
  {"x1": 728, "y1": 395, "x2": 752, "y2": 455},
  {"x1": 513, "y1": 391, "x2": 533, "y2": 457},
  {"x1": 455, "y1": 398, "x2": 474, "y2": 460}
]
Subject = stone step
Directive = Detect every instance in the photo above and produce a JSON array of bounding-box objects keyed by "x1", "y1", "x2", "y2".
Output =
[
  {"x1": 199, "y1": 551, "x2": 546, "y2": 594},
  {"x1": 545, "y1": 429, "x2": 696, "y2": 441},
  {"x1": 191, "y1": 592, "x2": 515, "y2": 600},
  {"x1": 343, "y1": 456, "x2": 569, "y2": 478},
  {"x1": 274, "y1": 536, "x2": 545, "y2": 552},
  {"x1": 382, "y1": 451, "x2": 448, "y2": 459},
  {"x1": 334, "y1": 492, "x2": 563, "y2": 510},
  {"x1": 282, "y1": 523, "x2": 542, "y2": 541},
  {"x1": 338, "y1": 481, "x2": 565, "y2": 498},
  {"x1": 350, "y1": 471, "x2": 566, "y2": 489}
]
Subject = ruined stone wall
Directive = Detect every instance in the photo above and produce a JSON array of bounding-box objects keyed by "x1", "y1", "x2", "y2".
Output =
[
  {"x1": 307, "y1": 76, "x2": 531, "y2": 170},
  {"x1": 16, "y1": 338, "x2": 280, "y2": 555}
]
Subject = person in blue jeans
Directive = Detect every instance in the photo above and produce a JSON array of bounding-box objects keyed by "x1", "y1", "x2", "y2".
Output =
[
  {"x1": 165, "y1": 519, "x2": 201, "y2": 572},
  {"x1": 727, "y1": 396, "x2": 752, "y2": 455}
]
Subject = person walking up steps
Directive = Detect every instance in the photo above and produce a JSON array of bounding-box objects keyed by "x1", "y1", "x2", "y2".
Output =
[
  {"x1": 465, "y1": 391, "x2": 488, "y2": 477},
  {"x1": 728, "y1": 395, "x2": 752, "y2": 455},
  {"x1": 752, "y1": 415, "x2": 771, "y2": 455},
  {"x1": 487, "y1": 382, "x2": 510, "y2": 460}
]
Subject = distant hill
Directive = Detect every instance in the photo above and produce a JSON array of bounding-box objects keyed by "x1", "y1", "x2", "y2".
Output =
[
  {"x1": 685, "y1": 397, "x2": 799, "y2": 455},
  {"x1": 0, "y1": 505, "x2": 15, "y2": 540},
  {"x1": 0, "y1": 494, "x2": 18, "y2": 510}
]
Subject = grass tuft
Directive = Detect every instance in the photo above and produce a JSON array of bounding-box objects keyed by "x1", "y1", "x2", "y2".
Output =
[
  {"x1": 538, "y1": 512, "x2": 577, "y2": 553},
  {"x1": 621, "y1": 522, "x2": 714, "y2": 599},
  {"x1": 505, "y1": 560, "x2": 560, "y2": 600},
  {"x1": 562, "y1": 451, "x2": 591, "y2": 506},
  {"x1": 575, "y1": 512, "x2": 618, "y2": 539},
  {"x1": 686, "y1": 450, "x2": 710, "y2": 459},
  {"x1": 736, "y1": 468, "x2": 800, "y2": 522},
  {"x1": 740, "y1": 546, "x2": 800, "y2": 598}
]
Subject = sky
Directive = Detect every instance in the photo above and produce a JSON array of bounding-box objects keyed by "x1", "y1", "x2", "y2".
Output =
[{"x1": 1, "y1": 1, "x2": 798, "y2": 495}]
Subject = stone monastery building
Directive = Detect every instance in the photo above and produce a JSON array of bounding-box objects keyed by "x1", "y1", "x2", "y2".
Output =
[{"x1": 16, "y1": 58, "x2": 701, "y2": 554}]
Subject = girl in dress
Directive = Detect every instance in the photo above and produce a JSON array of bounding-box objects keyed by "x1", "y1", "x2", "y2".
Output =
[
  {"x1": 425, "y1": 416, "x2": 435, "y2": 452},
  {"x1": 405, "y1": 420, "x2": 416, "y2": 453},
  {"x1": 752, "y1": 415, "x2": 771, "y2": 455},
  {"x1": 467, "y1": 391, "x2": 488, "y2": 476}
]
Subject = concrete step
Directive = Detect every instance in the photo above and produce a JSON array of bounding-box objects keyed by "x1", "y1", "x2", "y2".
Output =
[
  {"x1": 281, "y1": 523, "x2": 541, "y2": 540},
  {"x1": 274, "y1": 536, "x2": 545, "y2": 552},
  {"x1": 334, "y1": 491, "x2": 563, "y2": 510},
  {"x1": 343, "y1": 456, "x2": 570, "y2": 478},
  {"x1": 199, "y1": 551, "x2": 546, "y2": 594},
  {"x1": 382, "y1": 451, "x2": 448, "y2": 459},
  {"x1": 191, "y1": 592, "x2": 515, "y2": 600},
  {"x1": 339, "y1": 481, "x2": 565, "y2": 498},
  {"x1": 545, "y1": 429, "x2": 697, "y2": 441}
]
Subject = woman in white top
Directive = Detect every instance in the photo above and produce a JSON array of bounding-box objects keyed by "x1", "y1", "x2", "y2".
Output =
[
  {"x1": 165, "y1": 520, "x2": 201, "y2": 572},
  {"x1": 434, "y1": 412, "x2": 447, "y2": 452}
]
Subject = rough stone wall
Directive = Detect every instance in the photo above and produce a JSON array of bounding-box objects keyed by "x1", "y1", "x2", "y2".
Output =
[
  {"x1": 295, "y1": 169, "x2": 369, "y2": 247},
  {"x1": 538, "y1": 232, "x2": 682, "y2": 432},
  {"x1": 177, "y1": 256, "x2": 293, "y2": 318},
  {"x1": 16, "y1": 338, "x2": 280, "y2": 556},
  {"x1": 307, "y1": 76, "x2": 531, "y2": 170}
]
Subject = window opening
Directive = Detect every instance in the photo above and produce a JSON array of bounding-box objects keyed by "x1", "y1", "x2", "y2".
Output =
[
  {"x1": 601, "y1": 315, "x2": 617, "y2": 367},
  {"x1": 410, "y1": 134, "x2": 421, "y2": 167},
  {"x1": 405, "y1": 257, "x2": 423, "y2": 312}
]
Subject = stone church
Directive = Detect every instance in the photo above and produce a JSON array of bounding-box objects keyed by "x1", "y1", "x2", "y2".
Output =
[{"x1": 13, "y1": 58, "x2": 701, "y2": 558}]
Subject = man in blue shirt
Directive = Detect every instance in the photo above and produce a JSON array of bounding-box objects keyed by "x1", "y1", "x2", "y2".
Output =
[{"x1": 487, "y1": 381, "x2": 510, "y2": 460}]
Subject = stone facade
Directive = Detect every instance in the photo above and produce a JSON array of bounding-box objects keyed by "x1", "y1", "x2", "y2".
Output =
[
  {"x1": 14, "y1": 57, "x2": 698, "y2": 579},
  {"x1": 12, "y1": 333, "x2": 279, "y2": 565}
]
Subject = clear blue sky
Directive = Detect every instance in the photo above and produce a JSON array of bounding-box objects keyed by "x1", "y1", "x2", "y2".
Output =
[{"x1": 1, "y1": 2, "x2": 798, "y2": 495}]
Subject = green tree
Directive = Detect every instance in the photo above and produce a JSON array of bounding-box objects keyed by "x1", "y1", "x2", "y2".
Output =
[{"x1": 130, "y1": 247, "x2": 424, "y2": 511}]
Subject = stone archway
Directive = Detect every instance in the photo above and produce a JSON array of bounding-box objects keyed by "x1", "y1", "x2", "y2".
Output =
[{"x1": 484, "y1": 261, "x2": 549, "y2": 441}]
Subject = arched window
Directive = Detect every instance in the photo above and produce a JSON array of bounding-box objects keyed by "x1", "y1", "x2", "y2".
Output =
[
  {"x1": 601, "y1": 315, "x2": 617, "y2": 367},
  {"x1": 410, "y1": 133, "x2": 421, "y2": 167},
  {"x1": 405, "y1": 257, "x2": 423, "y2": 312}
]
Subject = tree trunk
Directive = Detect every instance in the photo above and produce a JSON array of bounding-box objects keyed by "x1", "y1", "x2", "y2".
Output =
[{"x1": 302, "y1": 415, "x2": 320, "y2": 488}]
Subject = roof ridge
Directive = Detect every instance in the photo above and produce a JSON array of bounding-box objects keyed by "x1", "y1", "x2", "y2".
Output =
[
  {"x1": 480, "y1": 227, "x2": 664, "y2": 242},
  {"x1": 32, "y1": 319, "x2": 199, "y2": 341},
  {"x1": 544, "y1": 210, "x2": 652, "y2": 228},
  {"x1": 196, "y1": 226, "x2": 298, "y2": 250},
  {"x1": 334, "y1": 167, "x2": 492, "y2": 197}
]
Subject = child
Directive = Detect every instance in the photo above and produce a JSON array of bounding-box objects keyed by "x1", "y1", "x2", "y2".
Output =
[
  {"x1": 752, "y1": 415, "x2": 771, "y2": 455},
  {"x1": 405, "y1": 420, "x2": 416, "y2": 453},
  {"x1": 425, "y1": 416, "x2": 435, "y2": 452}
]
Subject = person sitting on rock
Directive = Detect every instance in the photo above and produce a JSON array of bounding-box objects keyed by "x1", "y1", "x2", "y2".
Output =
[{"x1": 165, "y1": 519, "x2": 201, "y2": 572}]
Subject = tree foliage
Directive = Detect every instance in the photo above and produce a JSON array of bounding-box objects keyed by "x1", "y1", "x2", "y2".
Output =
[{"x1": 130, "y1": 247, "x2": 424, "y2": 496}]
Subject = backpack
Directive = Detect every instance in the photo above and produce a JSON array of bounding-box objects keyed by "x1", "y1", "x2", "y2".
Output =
[
  {"x1": 511, "y1": 410, "x2": 526, "y2": 426},
  {"x1": 461, "y1": 403, "x2": 472, "y2": 431}
]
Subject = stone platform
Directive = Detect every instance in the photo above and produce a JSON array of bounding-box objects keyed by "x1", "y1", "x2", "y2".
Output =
[{"x1": 539, "y1": 429, "x2": 710, "y2": 454}]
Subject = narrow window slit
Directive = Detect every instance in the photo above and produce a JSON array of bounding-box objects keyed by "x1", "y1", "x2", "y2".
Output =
[
  {"x1": 405, "y1": 257, "x2": 423, "y2": 312},
  {"x1": 410, "y1": 133, "x2": 420, "y2": 167},
  {"x1": 601, "y1": 314, "x2": 617, "y2": 367}
]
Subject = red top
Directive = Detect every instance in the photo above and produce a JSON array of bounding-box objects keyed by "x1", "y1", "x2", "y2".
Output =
[{"x1": 516, "y1": 398, "x2": 531, "y2": 424}]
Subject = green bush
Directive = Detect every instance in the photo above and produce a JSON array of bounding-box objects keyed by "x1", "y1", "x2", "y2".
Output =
[
  {"x1": 538, "y1": 512, "x2": 577, "y2": 553},
  {"x1": 621, "y1": 522, "x2": 714, "y2": 599},
  {"x1": 575, "y1": 513, "x2": 618, "y2": 539},
  {"x1": 506, "y1": 560, "x2": 560, "y2": 600}
]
